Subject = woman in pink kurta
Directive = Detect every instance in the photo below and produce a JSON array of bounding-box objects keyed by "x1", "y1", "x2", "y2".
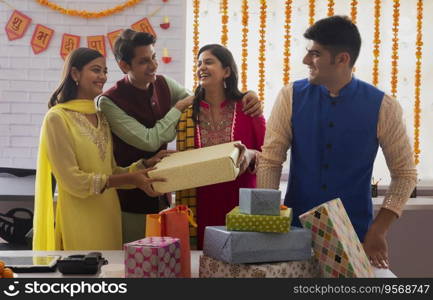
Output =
[{"x1": 177, "y1": 44, "x2": 266, "y2": 249}]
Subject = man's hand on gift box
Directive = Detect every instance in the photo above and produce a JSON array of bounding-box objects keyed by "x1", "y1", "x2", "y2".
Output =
[
  {"x1": 363, "y1": 208, "x2": 398, "y2": 269},
  {"x1": 132, "y1": 168, "x2": 166, "y2": 197},
  {"x1": 363, "y1": 229, "x2": 389, "y2": 269},
  {"x1": 144, "y1": 150, "x2": 177, "y2": 168},
  {"x1": 234, "y1": 143, "x2": 256, "y2": 175}
]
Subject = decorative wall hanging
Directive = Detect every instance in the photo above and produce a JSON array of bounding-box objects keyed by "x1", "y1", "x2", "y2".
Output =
[
  {"x1": 390, "y1": 0, "x2": 400, "y2": 98},
  {"x1": 283, "y1": 0, "x2": 293, "y2": 85},
  {"x1": 241, "y1": 0, "x2": 248, "y2": 92},
  {"x1": 413, "y1": 0, "x2": 423, "y2": 165},
  {"x1": 30, "y1": 24, "x2": 54, "y2": 54},
  {"x1": 107, "y1": 29, "x2": 123, "y2": 52},
  {"x1": 220, "y1": 0, "x2": 228, "y2": 46},
  {"x1": 257, "y1": 0, "x2": 267, "y2": 102},
  {"x1": 87, "y1": 35, "x2": 107, "y2": 57},
  {"x1": 372, "y1": 0, "x2": 381, "y2": 86},
  {"x1": 192, "y1": 0, "x2": 201, "y2": 90},
  {"x1": 5, "y1": 10, "x2": 32, "y2": 41},
  {"x1": 60, "y1": 34, "x2": 80, "y2": 60},
  {"x1": 35, "y1": 0, "x2": 143, "y2": 19},
  {"x1": 327, "y1": 0, "x2": 334, "y2": 17}
]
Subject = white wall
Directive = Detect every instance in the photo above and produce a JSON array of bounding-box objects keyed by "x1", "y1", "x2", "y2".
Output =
[
  {"x1": 0, "y1": 0, "x2": 186, "y2": 168},
  {"x1": 185, "y1": 0, "x2": 433, "y2": 186}
]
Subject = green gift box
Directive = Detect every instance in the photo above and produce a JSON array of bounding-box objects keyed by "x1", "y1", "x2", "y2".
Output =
[{"x1": 225, "y1": 207, "x2": 292, "y2": 233}]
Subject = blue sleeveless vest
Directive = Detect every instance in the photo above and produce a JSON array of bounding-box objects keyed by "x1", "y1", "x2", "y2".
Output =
[{"x1": 285, "y1": 78, "x2": 384, "y2": 241}]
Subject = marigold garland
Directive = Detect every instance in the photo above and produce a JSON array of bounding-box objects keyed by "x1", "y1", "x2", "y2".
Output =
[
  {"x1": 390, "y1": 0, "x2": 400, "y2": 98},
  {"x1": 327, "y1": 0, "x2": 334, "y2": 17},
  {"x1": 414, "y1": 0, "x2": 423, "y2": 165},
  {"x1": 309, "y1": 0, "x2": 315, "y2": 25},
  {"x1": 350, "y1": 0, "x2": 358, "y2": 24},
  {"x1": 241, "y1": 0, "x2": 249, "y2": 92},
  {"x1": 283, "y1": 0, "x2": 293, "y2": 85},
  {"x1": 220, "y1": 0, "x2": 228, "y2": 46},
  {"x1": 192, "y1": 0, "x2": 200, "y2": 90},
  {"x1": 258, "y1": 0, "x2": 267, "y2": 102},
  {"x1": 372, "y1": 0, "x2": 381, "y2": 86},
  {"x1": 35, "y1": 0, "x2": 142, "y2": 18}
]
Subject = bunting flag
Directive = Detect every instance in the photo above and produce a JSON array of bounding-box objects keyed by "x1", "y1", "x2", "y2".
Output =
[
  {"x1": 131, "y1": 17, "x2": 157, "y2": 37},
  {"x1": 3, "y1": 7, "x2": 160, "y2": 59},
  {"x1": 60, "y1": 33, "x2": 80, "y2": 60},
  {"x1": 30, "y1": 24, "x2": 54, "y2": 54},
  {"x1": 87, "y1": 35, "x2": 107, "y2": 57},
  {"x1": 5, "y1": 10, "x2": 32, "y2": 41},
  {"x1": 107, "y1": 29, "x2": 123, "y2": 51}
]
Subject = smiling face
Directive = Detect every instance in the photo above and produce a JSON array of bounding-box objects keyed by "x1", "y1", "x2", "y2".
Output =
[
  {"x1": 72, "y1": 56, "x2": 107, "y2": 99},
  {"x1": 302, "y1": 40, "x2": 339, "y2": 86},
  {"x1": 123, "y1": 44, "x2": 158, "y2": 89},
  {"x1": 196, "y1": 50, "x2": 230, "y2": 90}
]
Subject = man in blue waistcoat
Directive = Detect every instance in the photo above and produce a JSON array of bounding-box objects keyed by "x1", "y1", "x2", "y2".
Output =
[{"x1": 257, "y1": 15, "x2": 417, "y2": 269}]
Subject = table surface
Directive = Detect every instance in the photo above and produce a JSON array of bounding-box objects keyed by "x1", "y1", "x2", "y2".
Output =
[{"x1": 0, "y1": 250, "x2": 396, "y2": 278}]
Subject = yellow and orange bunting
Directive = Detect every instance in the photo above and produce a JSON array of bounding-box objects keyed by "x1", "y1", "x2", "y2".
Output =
[
  {"x1": 414, "y1": 0, "x2": 423, "y2": 165},
  {"x1": 327, "y1": 0, "x2": 334, "y2": 17},
  {"x1": 107, "y1": 29, "x2": 123, "y2": 52},
  {"x1": 309, "y1": 0, "x2": 315, "y2": 25},
  {"x1": 390, "y1": 0, "x2": 400, "y2": 98},
  {"x1": 241, "y1": 0, "x2": 249, "y2": 92},
  {"x1": 283, "y1": 0, "x2": 293, "y2": 85},
  {"x1": 35, "y1": 0, "x2": 142, "y2": 19},
  {"x1": 258, "y1": 0, "x2": 267, "y2": 102},
  {"x1": 87, "y1": 35, "x2": 106, "y2": 57},
  {"x1": 60, "y1": 34, "x2": 80, "y2": 60},
  {"x1": 372, "y1": 0, "x2": 381, "y2": 86},
  {"x1": 351, "y1": 0, "x2": 358, "y2": 24},
  {"x1": 220, "y1": 0, "x2": 228, "y2": 47},
  {"x1": 192, "y1": 0, "x2": 200, "y2": 90},
  {"x1": 30, "y1": 24, "x2": 54, "y2": 54},
  {"x1": 5, "y1": 10, "x2": 32, "y2": 41},
  {"x1": 131, "y1": 17, "x2": 157, "y2": 37}
]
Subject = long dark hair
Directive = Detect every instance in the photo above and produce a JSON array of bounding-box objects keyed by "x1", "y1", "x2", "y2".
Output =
[
  {"x1": 48, "y1": 48, "x2": 103, "y2": 108},
  {"x1": 192, "y1": 44, "x2": 245, "y2": 123}
]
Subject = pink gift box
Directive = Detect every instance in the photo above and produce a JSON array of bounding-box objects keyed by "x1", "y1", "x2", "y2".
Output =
[{"x1": 124, "y1": 236, "x2": 181, "y2": 278}]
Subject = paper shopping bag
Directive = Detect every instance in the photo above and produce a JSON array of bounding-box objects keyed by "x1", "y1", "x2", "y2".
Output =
[{"x1": 145, "y1": 205, "x2": 196, "y2": 278}]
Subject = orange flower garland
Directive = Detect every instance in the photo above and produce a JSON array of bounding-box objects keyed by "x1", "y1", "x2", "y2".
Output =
[
  {"x1": 390, "y1": 0, "x2": 400, "y2": 98},
  {"x1": 327, "y1": 0, "x2": 335, "y2": 17},
  {"x1": 283, "y1": 0, "x2": 293, "y2": 85},
  {"x1": 350, "y1": 0, "x2": 358, "y2": 24},
  {"x1": 258, "y1": 0, "x2": 267, "y2": 102},
  {"x1": 372, "y1": 0, "x2": 381, "y2": 86},
  {"x1": 414, "y1": 0, "x2": 423, "y2": 165},
  {"x1": 309, "y1": 0, "x2": 315, "y2": 25},
  {"x1": 220, "y1": 0, "x2": 228, "y2": 46},
  {"x1": 192, "y1": 0, "x2": 200, "y2": 90},
  {"x1": 241, "y1": 0, "x2": 249, "y2": 92},
  {"x1": 35, "y1": 0, "x2": 142, "y2": 18}
]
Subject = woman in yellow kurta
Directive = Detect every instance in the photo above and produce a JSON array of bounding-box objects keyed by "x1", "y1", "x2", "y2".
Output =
[{"x1": 33, "y1": 48, "x2": 166, "y2": 251}]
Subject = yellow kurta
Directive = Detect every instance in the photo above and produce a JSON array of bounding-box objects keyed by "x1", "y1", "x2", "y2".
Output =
[{"x1": 34, "y1": 100, "x2": 139, "y2": 250}]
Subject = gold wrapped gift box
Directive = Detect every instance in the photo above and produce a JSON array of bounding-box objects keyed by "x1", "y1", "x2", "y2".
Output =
[
  {"x1": 199, "y1": 254, "x2": 321, "y2": 278},
  {"x1": 148, "y1": 141, "x2": 240, "y2": 193}
]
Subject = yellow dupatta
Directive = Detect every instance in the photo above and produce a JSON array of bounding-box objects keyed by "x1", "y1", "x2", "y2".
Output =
[{"x1": 33, "y1": 100, "x2": 97, "y2": 250}]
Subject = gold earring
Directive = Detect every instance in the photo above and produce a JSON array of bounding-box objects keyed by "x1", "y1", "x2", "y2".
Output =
[{"x1": 75, "y1": 81, "x2": 79, "y2": 86}]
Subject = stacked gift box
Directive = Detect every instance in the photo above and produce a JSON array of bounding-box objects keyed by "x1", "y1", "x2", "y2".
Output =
[
  {"x1": 199, "y1": 188, "x2": 320, "y2": 278},
  {"x1": 299, "y1": 198, "x2": 375, "y2": 278},
  {"x1": 124, "y1": 236, "x2": 182, "y2": 278}
]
